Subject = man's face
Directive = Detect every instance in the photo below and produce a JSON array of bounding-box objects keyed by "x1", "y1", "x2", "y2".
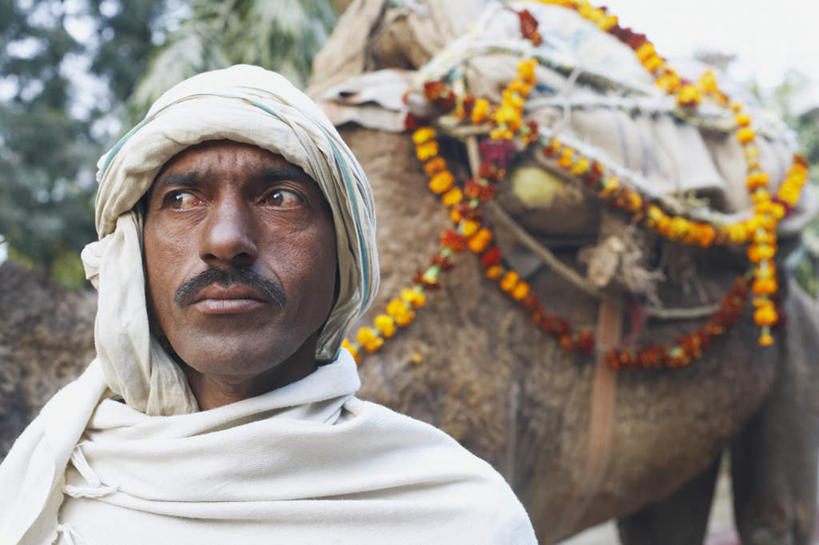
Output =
[{"x1": 143, "y1": 140, "x2": 337, "y2": 385}]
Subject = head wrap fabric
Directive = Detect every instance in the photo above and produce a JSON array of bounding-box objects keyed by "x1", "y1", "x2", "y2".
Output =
[{"x1": 80, "y1": 64, "x2": 380, "y2": 415}]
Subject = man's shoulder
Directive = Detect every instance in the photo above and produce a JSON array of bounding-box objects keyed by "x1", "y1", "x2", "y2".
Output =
[
  {"x1": 339, "y1": 397, "x2": 537, "y2": 542},
  {"x1": 342, "y1": 397, "x2": 525, "y2": 499}
]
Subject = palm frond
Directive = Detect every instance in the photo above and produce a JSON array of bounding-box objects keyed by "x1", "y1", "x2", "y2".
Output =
[{"x1": 127, "y1": 0, "x2": 336, "y2": 121}]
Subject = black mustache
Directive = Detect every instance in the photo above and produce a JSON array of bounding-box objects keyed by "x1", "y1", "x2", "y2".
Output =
[{"x1": 174, "y1": 268, "x2": 287, "y2": 309}]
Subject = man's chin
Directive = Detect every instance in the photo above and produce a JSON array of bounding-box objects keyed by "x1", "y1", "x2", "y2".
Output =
[{"x1": 164, "y1": 330, "x2": 304, "y2": 376}]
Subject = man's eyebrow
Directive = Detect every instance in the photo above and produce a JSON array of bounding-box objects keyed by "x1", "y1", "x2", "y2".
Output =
[
  {"x1": 154, "y1": 172, "x2": 199, "y2": 190},
  {"x1": 152, "y1": 165, "x2": 314, "y2": 191},
  {"x1": 260, "y1": 164, "x2": 314, "y2": 184}
]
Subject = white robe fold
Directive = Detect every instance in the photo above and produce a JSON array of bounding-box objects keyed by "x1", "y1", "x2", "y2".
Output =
[{"x1": 2, "y1": 352, "x2": 537, "y2": 545}]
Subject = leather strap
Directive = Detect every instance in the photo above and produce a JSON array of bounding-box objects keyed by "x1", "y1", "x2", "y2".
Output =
[
  {"x1": 585, "y1": 298, "x2": 621, "y2": 489},
  {"x1": 566, "y1": 297, "x2": 622, "y2": 532}
]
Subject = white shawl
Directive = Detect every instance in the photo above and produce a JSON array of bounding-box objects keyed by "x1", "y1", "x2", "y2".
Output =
[{"x1": 1, "y1": 353, "x2": 536, "y2": 545}]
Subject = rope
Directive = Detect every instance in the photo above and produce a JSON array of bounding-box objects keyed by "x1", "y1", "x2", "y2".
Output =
[
  {"x1": 486, "y1": 200, "x2": 720, "y2": 320},
  {"x1": 63, "y1": 445, "x2": 118, "y2": 499},
  {"x1": 415, "y1": 3, "x2": 653, "y2": 97},
  {"x1": 553, "y1": 65, "x2": 583, "y2": 135},
  {"x1": 487, "y1": 200, "x2": 606, "y2": 299},
  {"x1": 415, "y1": 2, "x2": 788, "y2": 139},
  {"x1": 526, "y1": 95, "x2": 744, "y2": 134},
  {"x1": 533, "y1": 124, "x2": 753, "y2": 226},
  {"x1": 447, "y1": 119, "x2": 758, "y2": 228},
  {"x1": 414, "y1": 4, "x2": 792, "y2": 228}
]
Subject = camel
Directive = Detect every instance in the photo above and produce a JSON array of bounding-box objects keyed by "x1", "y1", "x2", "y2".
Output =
[{"x1": 305, "y1": 1, "x2": 819, "y2": 543}]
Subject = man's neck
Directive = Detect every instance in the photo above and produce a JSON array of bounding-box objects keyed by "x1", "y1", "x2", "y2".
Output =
[
  {"x1": 183, "y1": 361, "x2": 318, "y2": 410},
  {"x1": 178, "y1": 340, "x2": 320, "y2": 411}
]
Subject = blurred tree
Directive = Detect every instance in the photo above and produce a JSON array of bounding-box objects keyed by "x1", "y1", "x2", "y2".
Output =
[
  {"x1": 767, "y1": 70, "x2": 819, "y2": 181},
  {"x1": 128, "y1": 0, "x2": 336, "y2": 122},
  {"x1": 1, "y1": 0, "x2": 339, "y2": 288},
  {"x1": 0, "y1": 0, "x2": 170, "y2": 286},
  {"x1": 763, "y1": 70, "x2": 819, "y2": 296},
  {"x1": 691, "y1": 53, "x2": 819, "y2": 295}
]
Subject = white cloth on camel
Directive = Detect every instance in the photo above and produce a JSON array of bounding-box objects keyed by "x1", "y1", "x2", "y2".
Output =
[{"x1": 0, "y1": 65, "x2": 537, "y2": 545}]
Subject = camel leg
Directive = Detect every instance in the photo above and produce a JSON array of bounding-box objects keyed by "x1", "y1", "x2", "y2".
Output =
[
  {"x1": 730, "y1": 396, "x2": 817, "y2": 545},
  {"x1": 731, "y1": 279, "x2": 819, "y2": 545},
  {"x1": 616, "y1": 455, "x2": 721, "y2": 545}
]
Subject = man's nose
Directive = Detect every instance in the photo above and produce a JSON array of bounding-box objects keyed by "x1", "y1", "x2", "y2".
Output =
[{"x1": 199, "y1": 194, "x2": 258, "y2": 267}]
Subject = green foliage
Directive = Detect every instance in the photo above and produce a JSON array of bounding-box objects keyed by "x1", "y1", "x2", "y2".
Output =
[
  {"x1": 1, "y1": 0, "x2": 338, "y2": 289},
  {"x1": 129, "y1": 0, "x2": 336, "y2": 121},
  {"x1": 794, "y1": 253, "x2": 818, "y2": 298},
  {"x1": 6, "y1": 244, "x2": 34, "y2": 270},
  {"x1": 50, "y1": 247, "x2": 88, "y2": 290},
  {"x1": 0, "y1": 0, "x2": 169, "y2": 287},
  {"x1": 762, "y1": 70, "x2": 819, "y2": 295},
  {"x1": 90, "y1": 0, "x2": 172, "y2": 101}
]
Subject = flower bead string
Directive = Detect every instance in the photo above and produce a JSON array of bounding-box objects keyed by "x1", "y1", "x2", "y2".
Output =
[
  {"x1": 413, "y1": 89, "x2": 598, "y2": 355},
  {"x1": 536, "y1": 133, "x2": 808, "y2": 348},
  {"x1": 527, "y1": 0, "x2": 809, "y2": 345},
  {"x1": 608, "y1": 276, "x2": 751, "y2": 369},
  {"x1": 344, "y1": 59, "x2": 594, "y2": 362},
  {"x1": 537, "y1": 134, "x2": 808, "y2": 247},
  {"x1": 412, "y1": 71, "x2": 757, "y2": 369},
  {"x1": 346, "y1": 57, "x2": 750, "y2": 369},
  {"x1": 417, "y1": 115, "x2": 758, "y2": 368},
  {"x1": 343, "y1": 2, "x2": 810, "y2": 365}
]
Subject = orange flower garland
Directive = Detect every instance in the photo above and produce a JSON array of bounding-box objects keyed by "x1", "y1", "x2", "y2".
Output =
[
  {"x1": 345, "y1": 60, "x2": 594, "y2": 361},
  {"x1": 532, "y1": 0, "x2": 810, "y2": 345},
  {"x1": 609, "y1": 276, "x2": 751, "y2": 369},
  {"x1": 538, "y1": 135, "x2": 807, "y2": 249},
  {"x1": 343, "y1": 2, "x2": 810, "y2": 366},
  {"x1": 490, "y1": 58, "x2": 537, "y2": 141}
]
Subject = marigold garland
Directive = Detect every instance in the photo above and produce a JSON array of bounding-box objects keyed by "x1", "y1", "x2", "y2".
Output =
[
  {"x1": 343, "y1": 1, "x2": 810, "y2": 367},
  {"x1": 528, "y1": 0, "x2": 811, "y2": 346}
]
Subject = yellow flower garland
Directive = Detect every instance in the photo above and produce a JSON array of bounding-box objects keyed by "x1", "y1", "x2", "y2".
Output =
[
  {"x1": 343, "y1": 1, "x2": 810, "y2": 364},
  {"x1": 533, "y1": 0, "x2": 807, "y2": 345}
]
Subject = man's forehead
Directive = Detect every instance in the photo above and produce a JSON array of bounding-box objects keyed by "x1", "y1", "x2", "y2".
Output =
[{"x1": 152, "y1": 139, "x2": 314, "y2": 187}]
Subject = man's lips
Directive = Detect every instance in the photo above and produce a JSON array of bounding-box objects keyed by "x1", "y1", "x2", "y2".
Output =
[
  {"x1": 191, "y1": 284, "x2": 272, "y2": 315},
  {"x1": 174, "y1": 267, "x2": 287, "y2": 311},
  {"x1": 193, "y1": 284, "x2": 270, "y2": 303}
]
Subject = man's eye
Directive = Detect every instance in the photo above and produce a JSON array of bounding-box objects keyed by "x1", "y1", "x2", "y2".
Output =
[
  {"x1": 168, "y1": 191, "x2": 202, "y2": 210},
  {"x1": 263, "y1": 189, "x2": 303, "y2": 208}
]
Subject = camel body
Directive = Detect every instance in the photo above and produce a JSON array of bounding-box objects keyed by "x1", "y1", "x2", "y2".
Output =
[{"x1": 309, "y1": 1, "x2": 819, "y2": 542}]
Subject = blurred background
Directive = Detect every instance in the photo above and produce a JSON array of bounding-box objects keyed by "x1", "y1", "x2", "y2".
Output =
[
  {"x1": 1, "y1": 0, "x2": 817, "y2": 292},
  {"x1": 0, "y1": 0, "x2": 344, "y2": 287},
  {"x1": 2, "y1": 2, "x2": 818, "y2": 543}
]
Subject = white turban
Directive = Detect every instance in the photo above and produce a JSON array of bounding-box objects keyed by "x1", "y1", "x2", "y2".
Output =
[{"x1": 80, "y1": 65, "x2": 380, "y2": 415}]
